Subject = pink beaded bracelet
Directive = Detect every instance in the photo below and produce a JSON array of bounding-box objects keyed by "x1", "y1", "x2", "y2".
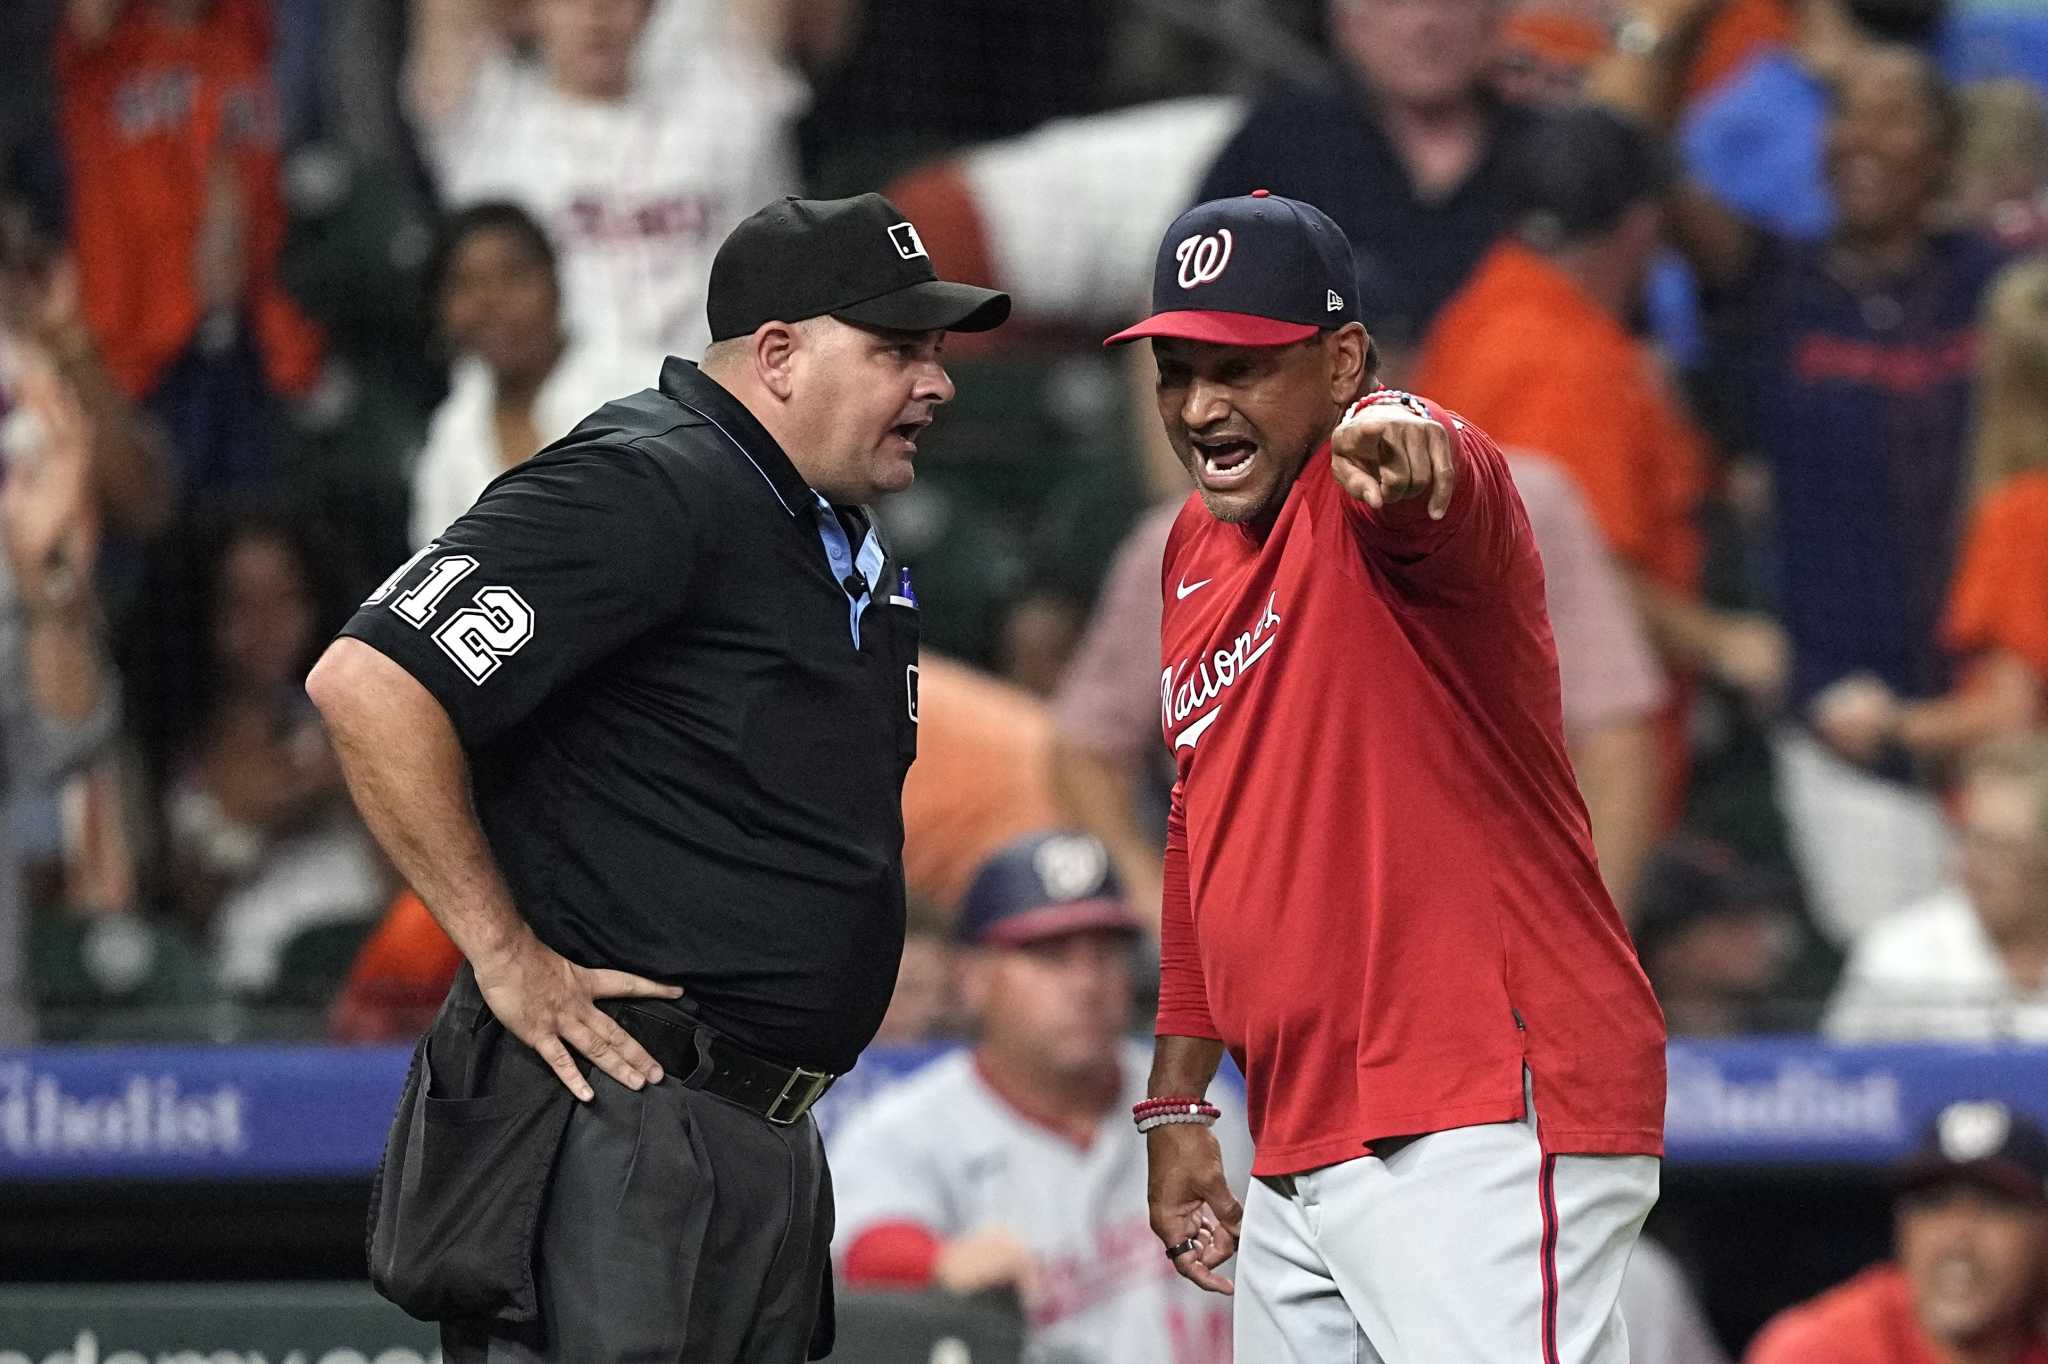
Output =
[{"x1": 1132, "y1": 1097, "x2": 1221, "y2": 1131}]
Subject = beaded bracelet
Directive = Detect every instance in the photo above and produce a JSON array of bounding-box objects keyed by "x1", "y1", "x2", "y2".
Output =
[{"x1": 1133, "y1": 1096, "x2": 1221, "y2": 1132}]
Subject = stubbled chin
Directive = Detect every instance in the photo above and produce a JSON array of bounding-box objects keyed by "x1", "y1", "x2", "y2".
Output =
[{"x1": 1196, "y1": 484, "x2": 1266, "y2": 524}]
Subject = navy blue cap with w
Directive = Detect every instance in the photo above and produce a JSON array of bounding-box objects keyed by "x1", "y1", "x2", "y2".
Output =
[{"x1": 1106, "y1": 189, "x2": 1362, "y2": 348}]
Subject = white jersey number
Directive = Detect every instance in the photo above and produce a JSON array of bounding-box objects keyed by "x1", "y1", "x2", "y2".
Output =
[
  {"x1": 392, "y1": 555, "x2": 479, "y2": 626},
  {"x1": 433, "y1": 586, "x2": 536, "y2": 683},
  {"x1": 374, "y1": 549, "x2": 536, "y2": 686}
]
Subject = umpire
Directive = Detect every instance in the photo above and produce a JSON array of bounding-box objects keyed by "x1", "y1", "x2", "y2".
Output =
[{"x1": 306, "y1": 193, "x2": 1008, "y2": 1363}]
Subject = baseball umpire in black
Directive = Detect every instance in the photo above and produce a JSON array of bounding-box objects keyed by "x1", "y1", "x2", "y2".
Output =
[{"x1": 305, "y1": 194, "x2": 1008, "y2": 1362}]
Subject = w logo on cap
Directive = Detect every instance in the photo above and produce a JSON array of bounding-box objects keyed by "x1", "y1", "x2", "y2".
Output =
[
  {"x1": 888, "y1": 222, "x2": 927, "y2": 261},
  {"x1": 1175, "y1": 229, "x2": 1234, "y2": 289}
]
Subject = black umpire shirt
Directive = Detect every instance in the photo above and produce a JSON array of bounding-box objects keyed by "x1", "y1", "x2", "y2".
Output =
[{"x1": 339, "y1": 359, "x2": 920, "y2": 1074}]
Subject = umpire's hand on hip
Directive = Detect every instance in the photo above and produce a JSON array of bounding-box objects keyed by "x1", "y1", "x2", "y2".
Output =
[
  {"x1": 1147, "y1": 1125, "x2": 1243, "y2": 1295},
  {"x1": 1331, "y1": 398, "x2": 1457, "y2": 519},
  {"x1": 474, "y1": 930, "x2": 684, "y2": 1101}
]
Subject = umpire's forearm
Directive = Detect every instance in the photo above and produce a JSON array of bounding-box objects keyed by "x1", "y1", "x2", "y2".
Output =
[
  {"x1": 306, "y1": 638, "x2": 532, "y2": 969},
  {"x1": 1149, "y1": 1035, "x2": 1225, "y2": 1099}
]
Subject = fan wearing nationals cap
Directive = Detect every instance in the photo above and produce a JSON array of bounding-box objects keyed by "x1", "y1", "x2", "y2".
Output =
[
  {"x1": 1749, "y1": 1100, "x2": 2048, "y2": 1364},
  {"x1": 1109, "y1": 190, "x2": 1667, "y2": 1363},
  {"x1": 831, "y1": 832, "x2": 1251, "y2": 1364}
]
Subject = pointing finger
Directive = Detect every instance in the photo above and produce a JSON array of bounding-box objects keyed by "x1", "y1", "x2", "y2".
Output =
[
  {"x1": 1332, "y1": 450, "x2": 1382, "y2": 508},
  {"x1": 1427, "y1": 426, "x2": 1457, "y2": 520}
]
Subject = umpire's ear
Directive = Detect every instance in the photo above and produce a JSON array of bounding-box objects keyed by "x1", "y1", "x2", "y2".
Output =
[{"x1": 753, "y1": 320, "x2": 802, "y2": 400}]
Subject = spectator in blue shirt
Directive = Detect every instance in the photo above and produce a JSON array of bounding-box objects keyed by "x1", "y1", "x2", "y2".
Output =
[
  {"x1": 1597, "y1": 24, "x2": 2005, "y2": 946},
  {"x1": 1682, "y1": 0, "x2": 1946, "y2": 240}
]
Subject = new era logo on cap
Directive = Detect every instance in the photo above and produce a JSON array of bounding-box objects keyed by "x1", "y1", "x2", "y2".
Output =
[
  {"x1": 1327, "y1": 289, "x2": 1344, "y2": 312},
  {"x1": 888, "y1": 222, "x2": 927, "y2": 261}
]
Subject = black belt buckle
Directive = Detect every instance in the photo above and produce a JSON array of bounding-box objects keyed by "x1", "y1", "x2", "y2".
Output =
[{"x1": 765, "y1": 1065, "x2": 834, "y2": 1125}]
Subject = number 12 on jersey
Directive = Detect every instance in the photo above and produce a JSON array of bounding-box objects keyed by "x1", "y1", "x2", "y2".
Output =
[{"x1": 366, "y1": 543, "x2": 536, "y2": 684}]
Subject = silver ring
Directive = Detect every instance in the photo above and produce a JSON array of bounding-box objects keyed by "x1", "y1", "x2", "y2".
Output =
[{"x1": 1165, "y1": 1237, "x2": 1201, "y2": 1260}]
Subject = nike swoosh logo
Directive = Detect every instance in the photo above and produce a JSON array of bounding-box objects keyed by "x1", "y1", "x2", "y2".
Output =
[
  {"x1": 1174, "y1": 710, "x2": 1221, "y2": 750},
  {"x1": 1175, "y1": 576, "x2": 1212, "y2": 600}
]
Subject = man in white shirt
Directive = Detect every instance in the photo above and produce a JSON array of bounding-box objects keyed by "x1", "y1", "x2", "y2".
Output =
[
  {"x1": 411, "y1": 201, "x2": 664, "y2": 546},
  {"x1": 405, "y1": 0, "x2": 805, "y2": 359},
  {"x1": 829, "y1": 832, "x2": 1251, "y2": 1364},
  {"x1": 1826, "y1": 739, "x2": 2048, "y2": 1043}
]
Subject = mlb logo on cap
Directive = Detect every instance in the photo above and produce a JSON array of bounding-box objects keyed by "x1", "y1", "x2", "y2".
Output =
[
  {"x1": 1106, "y1": 189, "x2": 1362, "y2": 348},
  {"x1": 888, "y1": 221, "x2": 927, "y2": 261}
]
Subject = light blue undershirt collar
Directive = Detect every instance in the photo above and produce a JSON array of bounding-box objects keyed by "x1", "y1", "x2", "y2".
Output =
[{"x1": 810, "y1": 493, "x2": 886, "y2": 648}]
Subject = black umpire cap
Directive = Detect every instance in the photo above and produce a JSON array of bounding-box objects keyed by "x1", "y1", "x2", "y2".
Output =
[{"x1": 707, "y1": 193, "x2": 1011, "y2": 342}]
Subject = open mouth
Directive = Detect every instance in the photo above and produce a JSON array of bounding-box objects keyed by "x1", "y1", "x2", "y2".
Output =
[
  {"x1": 888, "y1": 418, "x2": 931, "y2": 450},
  {"x1": 1190, "y1": 434, "x2": 1259, "y2": 489}
]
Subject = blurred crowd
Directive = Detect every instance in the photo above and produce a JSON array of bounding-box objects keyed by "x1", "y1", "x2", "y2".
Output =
[
  {"x1": 0, "y1": 0, "x2": 2045, "y2": 1054},
  {"x1": 2, "y1": 0, "x2": 2048, "y2": 1357}
]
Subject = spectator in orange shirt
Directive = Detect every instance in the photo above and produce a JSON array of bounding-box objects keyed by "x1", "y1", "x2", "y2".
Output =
[
  {"x1": 1814, "y1": 258, "x2": 2048, "y2": 768},
  {"x1": 1411, "y1": 107, "x2": 1787, "y2": 809},
  {"x1": 56, "y1": 0, "x2": 324, "y2": 496},
  {"x1": 1746, "y1": 1099, "x2": 2048, "y2": 1364}
]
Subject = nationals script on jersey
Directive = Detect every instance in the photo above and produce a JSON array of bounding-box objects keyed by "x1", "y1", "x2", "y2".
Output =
[
  {"x1": 830, "y1": 1043, "x2": 1250, "y2": 1364},
  {"x1": 1153, "y1": 393, "x2": 1667, "y2": 1178}
]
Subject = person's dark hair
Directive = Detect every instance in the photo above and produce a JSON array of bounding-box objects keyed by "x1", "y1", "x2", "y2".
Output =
[
  {"x1": 127, "y1": 497, "x2": 350, "y2": 785},
  {"x1": 1843, "y1": 0, "x2": 1946, "y2": 47},
  {"x1": 1311, "y1": 325, "x2": 1379, "y2": 388},
  {"x1": 427, "y1": 200, "x2": 560, "y2": 305},
  {"x1": 1829, "y1": 44, "x2": 1964, "y2": 156},
  {"x1": 1509, "y1": 106, "x2": 1674, "y2": 250}
]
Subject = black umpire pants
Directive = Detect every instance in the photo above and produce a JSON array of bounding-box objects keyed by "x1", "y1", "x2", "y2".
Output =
[{"x1": 441, "y1": 1049, "x2": 835, "y2": 1364}]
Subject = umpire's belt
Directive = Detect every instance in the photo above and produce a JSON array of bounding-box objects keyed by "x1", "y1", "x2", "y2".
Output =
[{"x1": 613, "y1": 1006, "x2": 837, "y2": 1125}]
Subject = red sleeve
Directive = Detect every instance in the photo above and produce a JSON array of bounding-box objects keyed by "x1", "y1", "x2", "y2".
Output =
[
  {"x1": 842, "y1": 1221, "x2": 943, "y2": 1288},
  {"x1": 1338, "y1": 393, "x2": 1516, "y2": 594},
  {"x1": 1741, "y1": 1300, "x2": 1867, "y2": 1364},
  {"x1": 1155, "y1": 781, "x2": 1220, "y2": 1039}
]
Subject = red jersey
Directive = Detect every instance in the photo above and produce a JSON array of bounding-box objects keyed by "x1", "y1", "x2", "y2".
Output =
[
  {"x1": 1154, "y1": 394, "x2": 1666, "y2": 1176},
  {"x1": 1745, "y1": 1264, "x2": 2048, "y2": 1364}
]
